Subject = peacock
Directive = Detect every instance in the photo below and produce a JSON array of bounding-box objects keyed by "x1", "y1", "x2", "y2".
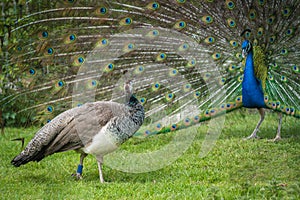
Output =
[
  {"x1": 11, "y1": 80, "x2": 145, "y2": 182},
  {"x1": 0, "y1": 1, "x2": 299, "y2": 157}
]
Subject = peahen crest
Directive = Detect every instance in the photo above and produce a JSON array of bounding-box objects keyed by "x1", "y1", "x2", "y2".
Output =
[{"x1": 0, "y1": 0, "x2": 299, "y2": 137}]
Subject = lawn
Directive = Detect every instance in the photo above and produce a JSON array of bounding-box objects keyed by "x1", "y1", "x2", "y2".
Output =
[{"x1": 1, "y1": 110, "x2": 299, "y2": 199}]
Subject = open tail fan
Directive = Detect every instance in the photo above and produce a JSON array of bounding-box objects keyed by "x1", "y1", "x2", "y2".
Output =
[{"x1": 1, "y1": 0, "x2": 299, "y2": 137}]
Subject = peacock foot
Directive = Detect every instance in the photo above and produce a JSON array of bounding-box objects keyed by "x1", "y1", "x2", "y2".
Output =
[
  {"x1": 71, "y1": 173, "x2": 83, "y2": 180},
  {"x1": 268, "y1": 136, "x2": 281, "y2": 142}
]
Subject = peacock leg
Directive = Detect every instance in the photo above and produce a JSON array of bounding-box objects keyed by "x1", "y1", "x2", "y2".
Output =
[
  {"x1": 245, "y1": 108, "x2": 265, "y2": 140},
  {"x1": 73, "y1": 153, "x2": 87, "y2": 179},
  {"x1": 96, "y1": 156, "x2": 105, "y2": 183},
  {"x1": 272, "y1": 112, "x2": 282, "y2": 142}
]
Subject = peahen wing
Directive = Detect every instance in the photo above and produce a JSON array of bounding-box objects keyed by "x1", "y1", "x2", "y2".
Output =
[
  {"x1": 11, "y1": 100, "x2": 125, "y2": 166},
  {"x1": 1, "y1": 0, "x2": 299, "y2": 136}
]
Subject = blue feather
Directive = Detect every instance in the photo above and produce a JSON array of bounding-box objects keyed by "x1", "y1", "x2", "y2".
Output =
[{"x1": 242, "y1": 41, "x2": 266, "y2": 108}]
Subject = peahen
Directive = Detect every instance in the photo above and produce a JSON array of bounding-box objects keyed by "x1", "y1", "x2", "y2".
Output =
[
  {"x1": 11, "y1": 80, "x2": 145, "y2": 182},
  {"x1": 0, "y1": 1, "x2": 299, "y2": 145}
]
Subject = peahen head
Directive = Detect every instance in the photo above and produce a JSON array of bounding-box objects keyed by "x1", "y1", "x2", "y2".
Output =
[
  {"x1": 124, "y1": 80, "x2": 134, "y2": 102},
  {"x1": 124, "y1": 80, "x2": 133, "y2": 94},
  {"x1": 241, "y1": 40, "x2": 252, "y2": 58}
]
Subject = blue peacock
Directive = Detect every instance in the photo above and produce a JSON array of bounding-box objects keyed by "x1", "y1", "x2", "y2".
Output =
[{"x1": 0, "y1": 1, "x2": 299, "y2": 178}]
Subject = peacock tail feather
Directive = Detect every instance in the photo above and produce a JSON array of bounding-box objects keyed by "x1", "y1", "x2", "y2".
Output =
[{"x1": 0, "y1": 0, "x2": 299, "y2": 136}]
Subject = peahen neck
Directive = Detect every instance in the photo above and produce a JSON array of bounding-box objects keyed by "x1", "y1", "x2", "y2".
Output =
[
  {"x1": 242, "y1": 50, "x2": 266, "y2": 108},
  {"x1": 127, "y1": 95, "x2": 140, "y2": 107}
]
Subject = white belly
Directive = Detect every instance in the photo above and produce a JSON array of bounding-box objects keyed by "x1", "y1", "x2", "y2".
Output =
[{"x1": 83, "y1": 127, "x2": 118, "y2": 156}]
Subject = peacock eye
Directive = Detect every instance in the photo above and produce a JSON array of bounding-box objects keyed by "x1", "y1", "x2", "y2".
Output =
[
  {"x1": 69, "y1": 34, "x2": 76, "y2": 41},
  {"x1": 100, "y1": 7, "x2": 107, "y2": 14}
]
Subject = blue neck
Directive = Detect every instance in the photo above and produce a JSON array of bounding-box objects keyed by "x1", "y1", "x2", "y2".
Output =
[{"x1": 242, "y1": 51, "x2": 266, "y2": 108}]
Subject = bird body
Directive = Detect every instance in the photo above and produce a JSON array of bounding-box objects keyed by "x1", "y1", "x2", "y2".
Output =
[
  {"x1": 11, "y1": 81, "x2": 145, "y2": 182},
  {"x1": 83, "y1": 97, "x2": 144, "y2": 155},
  {"x1": 242, "y1": 40, "x2": 266, "y2": 109}
]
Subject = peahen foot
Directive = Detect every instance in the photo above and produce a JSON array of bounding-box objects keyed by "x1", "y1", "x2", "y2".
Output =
[
  {"x1": 243, "y1": 134, "x2": 260, "y2": 140},
  {"x1": 72, "y1": 161, "x2": 85, "y2": 180},
  {"x1": 72, "y1": 172, "x2": 83, "y2": 180}
]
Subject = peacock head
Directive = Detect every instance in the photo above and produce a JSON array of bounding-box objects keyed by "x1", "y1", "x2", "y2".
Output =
[
  {"x1": 241, "y1": 40, "x2": 252, "y2": 58},
  {"x1": 240, "y1": 29, "x2": 252, "y2": 58}
]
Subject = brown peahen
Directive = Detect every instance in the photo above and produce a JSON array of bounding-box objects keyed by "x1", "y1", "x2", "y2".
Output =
[
  {"x1": 11, "y1": 80, "x2": 145, "y2": 182},
  {"x1": 0, "y1": 0, "x2": 299, "y2": 166}
]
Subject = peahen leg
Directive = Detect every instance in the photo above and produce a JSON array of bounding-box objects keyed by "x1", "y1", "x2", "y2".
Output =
[
  {"x1": 245, "y1": 108, "x2": 265, "y2": 140},
  {"x1": 96, "y1": 157, "x2": 105, "y2": 183},
  {"x1": 272, "y1": 112, "x2": 282, "y2": 142},
  {"x1": 73, "y1": 153, "x2": 87, "y2": 179}
]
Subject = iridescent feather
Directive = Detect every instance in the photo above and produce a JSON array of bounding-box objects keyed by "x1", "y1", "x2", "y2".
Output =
[{"x1": 0, "y1": 0, "x2": 299, "y2": 138}]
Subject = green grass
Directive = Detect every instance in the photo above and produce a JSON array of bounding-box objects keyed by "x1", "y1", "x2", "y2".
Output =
[{"x1": 1, "y1": 110, "x2": 299, "y2": 199}]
